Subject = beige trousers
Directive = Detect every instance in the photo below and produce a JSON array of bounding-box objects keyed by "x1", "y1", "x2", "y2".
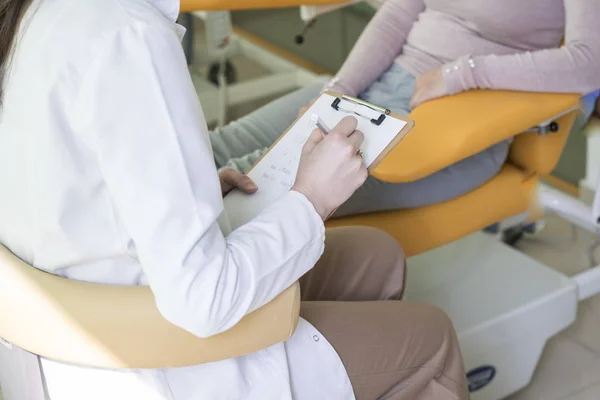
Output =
[{"x1": 300, "y1": 227, "x2": 469, "y2": 400}]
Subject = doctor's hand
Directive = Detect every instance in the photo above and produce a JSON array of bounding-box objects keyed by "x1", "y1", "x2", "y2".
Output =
[
  {"x1": 292, "y1": 116, "x2": 367, "y2": 220},
  {"x1": 409, "y1": 67, "x2": 447, "y2": 108},
  {"x1": 219, "y1": 168, "x2": 258, "y2": 197}
]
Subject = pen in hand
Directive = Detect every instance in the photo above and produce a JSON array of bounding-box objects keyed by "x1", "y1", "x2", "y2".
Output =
[
  {"x1": 310, "y1": 114, "x2": 364, "y2": 159},
  {"x1": 311, "y1": 114, "x2": 331, "y2": 135}
]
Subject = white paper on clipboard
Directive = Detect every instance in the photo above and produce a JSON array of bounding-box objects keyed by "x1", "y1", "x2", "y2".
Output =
[{"x1": 221, "y1": 93, "x2": 410, "y2": 234}]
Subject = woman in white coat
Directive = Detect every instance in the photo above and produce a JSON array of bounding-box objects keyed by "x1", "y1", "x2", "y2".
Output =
[{"x1": 0, "y1": 0, "x2": 468, "y2": 399}]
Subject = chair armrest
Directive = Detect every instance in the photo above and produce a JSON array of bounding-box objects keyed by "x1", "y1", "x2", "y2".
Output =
[
  {"x1": 372, "y1": 90, "x2": 580, "y2": 183},
  {"x1": 0, "y1": 245, "x2": 301, "y2": 369},
  {"x1": 181, "y1": 0, "x2": 349, "y2": 12}
]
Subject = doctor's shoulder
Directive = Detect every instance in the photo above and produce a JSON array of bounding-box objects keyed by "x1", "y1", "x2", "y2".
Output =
[
  {"x1": 25, "y1": 0, "x2": 184, "y2": 95},
  {"x1": 33, "y1": 0, "x2": 180, "y2": 58}
]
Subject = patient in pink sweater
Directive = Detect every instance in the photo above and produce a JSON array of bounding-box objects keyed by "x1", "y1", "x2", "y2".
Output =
[
  {"x1": 327, "y1": 0, "x2": 600, "y2": 106},
  {"x1": 211, "y1": 0, "x2": 600, "y2": 216}
]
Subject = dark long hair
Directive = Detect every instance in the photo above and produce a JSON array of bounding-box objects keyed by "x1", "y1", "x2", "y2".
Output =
[{"x1": 0, "y1": 0, "x2": 31, "y2": 105}]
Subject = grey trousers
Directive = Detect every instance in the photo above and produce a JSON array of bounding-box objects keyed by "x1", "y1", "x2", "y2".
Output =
[{"x1": 210, "y1": 64, "x2": 510, "y2": 217}]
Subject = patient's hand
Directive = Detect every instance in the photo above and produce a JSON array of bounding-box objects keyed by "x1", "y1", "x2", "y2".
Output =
[
  {"x1": 219, "y1": 168, "x2": 258, "y2": 197},
  {"x1": 410, "y1": 67, "x2": 447, "y2": 108}
]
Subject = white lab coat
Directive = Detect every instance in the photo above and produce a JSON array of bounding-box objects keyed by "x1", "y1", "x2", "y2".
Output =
[{"x1": 0, "y1": 0, "x2": 354, "y2": 398}]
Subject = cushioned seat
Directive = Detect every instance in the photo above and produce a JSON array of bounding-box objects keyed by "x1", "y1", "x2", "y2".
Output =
[
  {"x1": 0, "y1": 245, "x2": 301, "y2": 369},
  {"x1": 372, "y1": 91, "x2": 580, "y2": 183},
  {"x1": 327, "y1": 90, "x2": 581, "y2": 256},
  {"x1": 328, "y1": 164, "x2": 534, "y2": 257}
]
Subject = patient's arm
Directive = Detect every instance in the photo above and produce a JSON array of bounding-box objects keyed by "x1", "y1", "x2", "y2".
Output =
[
  {"x1": 328, "y1": 0, "x2": 424, "y2": 97},
  {"x1": 443, "y1": 0, "x2": 600, "y2": 96}
]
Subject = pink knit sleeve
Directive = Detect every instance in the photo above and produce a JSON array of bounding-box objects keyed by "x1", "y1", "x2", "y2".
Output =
[
  {"x1": 444, "y1": 0, "x2": 600, "y2": 96},
  {"x1": 326, "y1": 0, "x2": 425, "y2": 96}
]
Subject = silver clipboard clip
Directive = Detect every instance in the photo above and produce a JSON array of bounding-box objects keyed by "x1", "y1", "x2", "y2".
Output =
[{"x1": 331, "y1": 95, "x2": 391, "y2": 126}]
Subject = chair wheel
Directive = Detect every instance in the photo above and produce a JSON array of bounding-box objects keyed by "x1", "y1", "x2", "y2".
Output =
[
  {"x1": 483, "y1": 223, "x2": 500, "y2": 234},
  {"x1": 502, "y1": 226, "x2": 525, "y2": 247},
  {"x1": 208, "y1": 61, "x2": 237, "y2": 85},
  {"x1": 501, "y1": 222, "x2": 540, "y2": 246}
]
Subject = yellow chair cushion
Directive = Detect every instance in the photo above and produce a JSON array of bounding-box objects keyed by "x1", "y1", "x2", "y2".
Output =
[
  {"x1": 335, "y1": 91, "x2": 577, "y2": 257},
  {"x1": 373, "y1": 91, "x2": 580, "y2": 184},
  {"x1": 509, "y1": 110, "x2": 577, "y2": 175},
  {"x1": 327, "y1": 164, "x2": 536, "y2": 257},
  {"x1": 0, "y1": 246, "x2": 301, "y2": 369}
]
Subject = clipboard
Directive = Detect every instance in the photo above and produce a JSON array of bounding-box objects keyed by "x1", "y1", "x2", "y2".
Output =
[
  {"x1": 221, "y1": 91, "x2": 415, "y2": 234},
  {"x1": 325, "y1": 92, "x2": 414, "y2": 172}
]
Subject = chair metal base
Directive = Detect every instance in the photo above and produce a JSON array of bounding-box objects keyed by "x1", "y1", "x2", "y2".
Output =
[{"x1": 189, "y1": 11, "x2": 326, "y2": 127}]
